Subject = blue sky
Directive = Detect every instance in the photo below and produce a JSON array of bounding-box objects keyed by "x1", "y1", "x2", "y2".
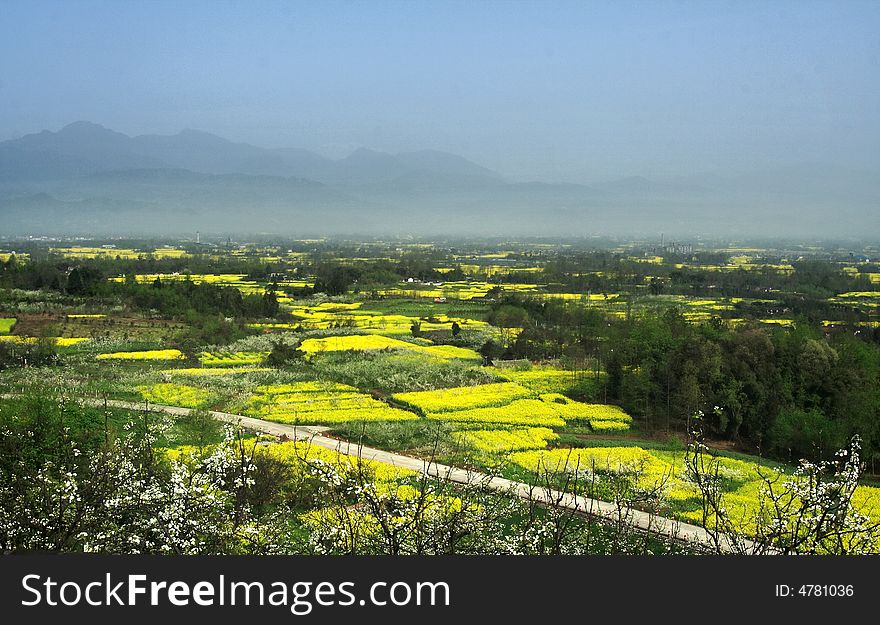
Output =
[{"x1": 1, "y1": 0, "x2": 878, "y2": 182}]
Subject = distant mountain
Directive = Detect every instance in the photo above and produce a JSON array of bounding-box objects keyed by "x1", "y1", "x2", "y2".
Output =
[
  {"x1": 0, "y1": 122, "x2": 877, "y2": 238},
  {"x1": 0, "y1": 122, "x2": 166, "y2": 180},
  {"x1": 395, "y1": 150, "x2": 503, "y2": 180},
  {"x1": 0, "y1": 122, "x2": 504, "y2": 185}
]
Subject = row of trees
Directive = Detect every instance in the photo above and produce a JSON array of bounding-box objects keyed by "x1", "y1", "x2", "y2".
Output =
[{"x1": 0, "y1": 259, "x2": 281, "y2": 320}]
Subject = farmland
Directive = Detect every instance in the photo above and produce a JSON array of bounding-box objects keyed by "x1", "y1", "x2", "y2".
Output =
[{"x1": 1, "y1": 236, "x2": 879, "y2": 555}]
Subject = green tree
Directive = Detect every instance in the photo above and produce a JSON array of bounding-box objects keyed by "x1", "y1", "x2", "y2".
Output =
[{"x1": 478, "y1": 339, "x2": 500, "y2": 366}]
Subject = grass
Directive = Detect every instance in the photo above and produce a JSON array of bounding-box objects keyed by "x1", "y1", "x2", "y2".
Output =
[
  {"x1": 328, "y1": 420, "x2": 455, "y2": 454},
  {"x1": 358, "y1": 298, "x2": 490, "y2": 321},
  {"x1": 0, "y1": 392, "x2": 240, "y2": 449},
  {"x1": 0, "y1": 318, "x2": 16, "y2": 334},
  {"x1": 311, "y1": 351, "x2": 502, "y2": 394}
]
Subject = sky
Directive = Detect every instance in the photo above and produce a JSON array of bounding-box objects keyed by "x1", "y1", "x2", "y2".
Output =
[{"x1": 1, "y1": 0, "x2": 878, "y2": 183}]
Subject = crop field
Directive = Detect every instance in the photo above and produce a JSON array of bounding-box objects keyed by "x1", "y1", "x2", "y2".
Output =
[
  {"x1": 0, "y1": 335, "x2": 90, "y2": 346},
  {"x1": 500, "y1": 367, "x2": 598, "y2": 394},
  {"x1": 0, "y1": 253, "x2": 29, "y2": 263},
  {"x1": 251, "y1": 307, "x2": 488, "y2": 335},
  {"x1": 247, "y1": 381, "x2": 418, "y2": 424},
  {"x1": 50, "y1": 246, "x2": 191, "y2": 260},
  {"x1": 298, "y1": 334, "x2": 481, "y2": 361},
  {"x1": 97, "y1": 349, "x2": 186, "y2": 361},
  {"x1": 200, "y1": 350, "x2": 269, "y2": 367},
  {"x1": 6, "y1": 312, "x2": 186, "y2": 343},
  {"x1": 453, "y1": 427, "x2": 559, "y2": 453},
  {"x1": 162, "y1": 366, "x2": 273, "y2": 377},
  {"x1": 506, "y1": 445, "x2": 880, "y2": 534},
  {"x1": 138, "y1": 382, "x2": 213, "y2": 408},
  {"x1": 392, "y1": 382, "x2": 631, "y2": 430}
]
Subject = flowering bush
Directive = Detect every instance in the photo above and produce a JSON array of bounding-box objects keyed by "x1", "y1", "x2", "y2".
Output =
[
  {"x1": 682, "y1": 436, "x2": 880, "y2": 553},
  {"x1": 0, "y1": 419, "x2": 261, "y2": 554}
]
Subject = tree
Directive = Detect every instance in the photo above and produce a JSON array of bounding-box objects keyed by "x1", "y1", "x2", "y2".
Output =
[
  {"x1": 490, "y1": 304, "x2": 530, "y2": 347},
  {"x1": 314, "y1": 264, "x2": 358, "y2": 296},
  {"x1": 770, "y1": 408, "x2": 844, "y2": 461},
  {"x1": 686, "y1": 433, "x2": 880, "y2": 554},
  {"x1": 606, "y1": 351, "x2": 623, "y2": 400},
  {"x1": 266, "y1": 340, "x2": 304, "y2": 367},
  {"x1": 261, "y1": 290, "x2": 280, "y2": 317},
  {"x1": 66, "y1": 265, "x2": 104, "y2": 296},
  {"x1": 478, "y1": 340, "x2": 500, "y2": 366}
]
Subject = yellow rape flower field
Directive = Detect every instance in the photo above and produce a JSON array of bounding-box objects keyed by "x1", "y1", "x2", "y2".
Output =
[
  {"x1": 1, "y1": 336, "x2": 90, "y2": 346},
  {"x1": 247, "y1": 382, "x2": 418, "y2": 425},
  {"x1": 298, "y1": 334, "x2": 480, "y2": 361},
  {"x1": 427, "y1": 399, "x2": 568, "y2": 428},
  {"x1": 164, "y1": 439, "x2": 415, "y2": 484},
  {"x1": 454, "y1": 427, "x2": 559, "y2": 453},
  {"x1": 393, "y1": 382, "x2": 631, "y2": 432},
  {"x1": 507, "y1": 446, "x2": 880, "y2": 534},
  {"x1": 138, "y1": 382, "x2": 212, "y2": 408},
  {"x1": 501, "y1": 367, "x2": 590, "y2": 394},
  {"x1": 97, "y1": 349, "x2": 186, "y2": 360},
  {"x1": 393, "y1": 382, "x2": 533, "y2": 413},
  {"x1": 263, "y1": 440, "x2": 416, "y2": 482}
]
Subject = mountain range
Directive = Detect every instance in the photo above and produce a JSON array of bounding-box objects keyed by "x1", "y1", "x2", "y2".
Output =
[{"x1": 1, "y1": 122, "x2": 878, "y2": 238}]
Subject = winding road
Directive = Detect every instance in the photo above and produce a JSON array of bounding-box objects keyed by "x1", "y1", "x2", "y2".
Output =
[{"x1": 90, "y1": 397, "x2": 755, "y2": 553}]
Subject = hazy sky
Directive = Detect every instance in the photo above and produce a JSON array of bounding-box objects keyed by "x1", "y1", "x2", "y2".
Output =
[{"x1": 1, "y1": 0, "x2": 878, "y2": 182}]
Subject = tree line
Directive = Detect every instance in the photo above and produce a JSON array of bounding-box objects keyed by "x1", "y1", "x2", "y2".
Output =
[{"x1": 488, "y1": 296, "x2": 880, "y2": 468}]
